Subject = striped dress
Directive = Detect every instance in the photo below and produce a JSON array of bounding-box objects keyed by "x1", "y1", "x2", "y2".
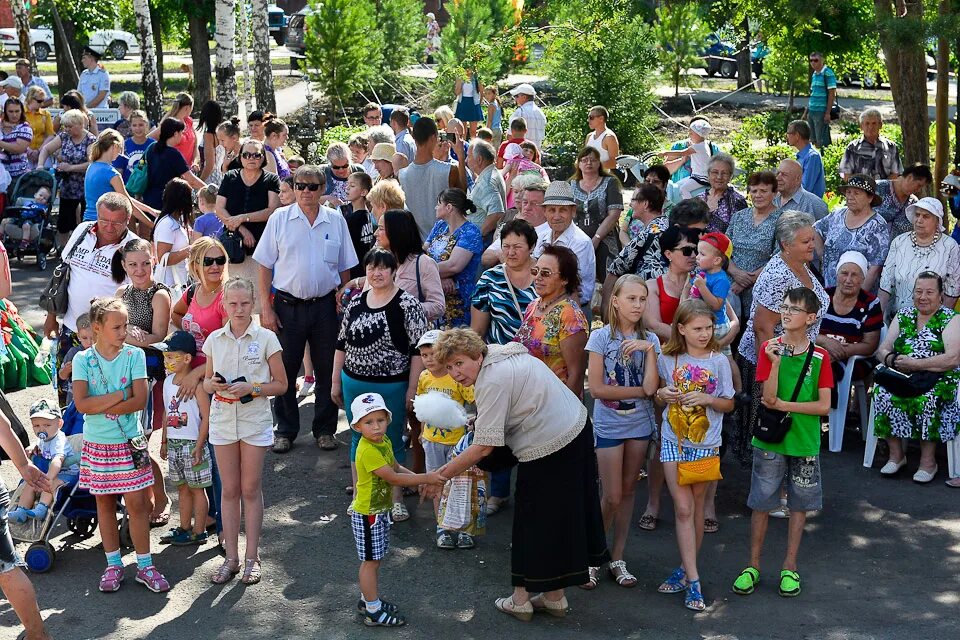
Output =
[{"x1": 471, "y1": 264, "x2": 537, "y2": 345}]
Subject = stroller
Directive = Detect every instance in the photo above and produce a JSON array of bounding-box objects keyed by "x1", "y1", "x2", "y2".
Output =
[
  {"x1": 7, "y1": 403, "x2": 133, "y2": 573},
  {"x1": 0, "y1": 169, "x2": 57, "y2": 270}
]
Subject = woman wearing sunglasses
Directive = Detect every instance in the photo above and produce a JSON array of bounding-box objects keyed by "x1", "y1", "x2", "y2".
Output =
[
  {"x1": 319, "y1": 141, "x2": 364, "y2": 208},
  {"x1": 644, "y1": 225, "x2": 701, "y2": 343}
]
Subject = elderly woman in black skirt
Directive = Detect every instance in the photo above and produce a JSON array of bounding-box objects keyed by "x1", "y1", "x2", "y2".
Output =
[{"x1": 428, "y1": 328, "x2": 609, "y2": 621}]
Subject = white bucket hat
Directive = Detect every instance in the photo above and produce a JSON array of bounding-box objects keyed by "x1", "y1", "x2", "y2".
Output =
[
  {"x1": 350, "y1": 393, "x2": 393, "y2": 427},
  {"x1": 906, "y1": 196, "x2": 945, "y2": 231}
]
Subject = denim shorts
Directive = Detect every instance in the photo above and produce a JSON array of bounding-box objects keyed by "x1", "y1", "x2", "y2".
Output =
[
  {"x1": 0, "y1": 476, "x2": 25, "y2": 574},
  {"x1": 714, "y1": 321, "x2": 733, "y2": 357},
  {"x1": 747, "y1": 449, "x2": 823, "y2": 512},
  {"x1": 595, "y1": 435, "x2": 651, "y2": 449}
]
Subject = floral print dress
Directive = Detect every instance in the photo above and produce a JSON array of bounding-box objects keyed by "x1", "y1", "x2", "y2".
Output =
[
  {"x1": 57, "y1": 131, "x2": 96, "y2": 200},
  {"x1": 426, "y1": 219, "x2": 483, "y2": 328},
  {"x1": 874, "y1": 306, "x2": 960, "y2": 442},
  {"x1": 513, "y1": 297, "x2": 589, "y2": 384}
]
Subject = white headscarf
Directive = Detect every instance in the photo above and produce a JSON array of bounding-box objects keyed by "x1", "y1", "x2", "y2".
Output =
[{"x1": 836, "y1": 250, "x2": 869, "y2": 278}]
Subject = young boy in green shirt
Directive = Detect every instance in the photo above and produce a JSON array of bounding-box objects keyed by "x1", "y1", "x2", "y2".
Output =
[
  {"x1": 349, "y1": 392, "x2": 444, "y2": 627},
  {"x1": 733, "y1": 287, "x2": 833, "y2": 598}
]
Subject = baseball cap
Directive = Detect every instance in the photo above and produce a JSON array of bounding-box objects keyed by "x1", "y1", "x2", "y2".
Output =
[
  {"x1": 30, "y1": 398, "x2": 62, "y2": 420},
  {"x1": 689, "y1": 118, "x2": 712, "y2": 137},
  {"x1": 700, "y1": 231, "x2": 733, "y2": 259},
  {"x1": 0, "y1": 77, "x2": 23, "y2": 91},
  {"x1": 350, "y1": 392, "x2": 393, "y2": 427},
  {"x1": 417, "y1": 329, "x2": 443, "y2": 349},
  {"x1": 509, "y1": 83, "x2": 536, "y2": 97},
  {"x1": 151, "y1": 330, "x2": 198, "y2": 356}
]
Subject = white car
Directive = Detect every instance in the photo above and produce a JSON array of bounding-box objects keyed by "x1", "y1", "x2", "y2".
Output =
[{"x1": 0, "y1": 28, "x2": 140, "y2": 62}]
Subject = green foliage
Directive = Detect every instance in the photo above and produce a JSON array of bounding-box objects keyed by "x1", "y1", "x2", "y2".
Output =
[
  {"x1": 305, "y1": 0, "x2": 382, "y2": 108},
  {"x1": 35, "y1": 1, "x2": 118, "y2": 42},
  {"x1": 541, "y1": 0, "x2": 659, "y2": 163},
  {"x1": 737, "y1": 112, "x2": 791, "y2": 146},
  {"x1": 652, "y1": 1, "x2": 709, "y2": 96},
  {"x1": 377, "y1": 0, "x2": 425, "y2": 77},
  {"x1": 436, "y1": 0, "x2": 517, "y2": 92}
]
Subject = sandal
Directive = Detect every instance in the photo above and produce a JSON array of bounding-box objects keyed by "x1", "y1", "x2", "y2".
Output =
[
  {"x1": 99, "y1": 565, "x2": 124, "y2": 592},
  {"x1": 391, "y1": 502, "x2": 410, "y2": 522},
  {"x1": 778, "y1": 569, "x2": 801, "y2": 597},
  {"x1": 578, "y1": 565, "x2": 600, "y2": 590},
  {"x1": 704, "y1": 518, "x2": 719, "y2": 534},
  {"x1": 609, "y1": 559, "x2": 637, "y2": 587},
  {"x1": 211, "y1": 559, "x2": 240, "y2": 584},
  {"x1": 529, "y1": 593, "x2": 568, "y2": 617},
  {"x1": 732, "y1": 567, "x2": 760, "y2": 595},
  {"x1": 135, "y1": 565, "x2": 171, "y2": 593},
  {"x1": 149, "y1": 511, "x2": 170, "y2": 528},
  {"x1": 356, "y1": 599, "x2": 399, "y2": 614},
  {"x1": 361, "y1": 606, "x2": 406, "y2": 627},
  {"x1": 685, "y1": 579, "x2": 706, "y2": 611},
  {"x1": 241, "y1": 558, "x2": 262, "y2": 585},
  {"x1": 160, "y1": 526, "x2": 188, "y2": 545},
  {"x1": 638, "y1": 513, "x2": 658, "y2": 531},
  {"x1": 658, "y1": 566, "x2": 687, "y2": 594},
  {"x1": 946, "y1": 477, "x2": 960, "y2": 488},
  {"x1": 486, "y1": 496, "x2": 508, "y2": 515},
  {"x1": 494, "y1": 595, "x2": 533, "y2": 622}
]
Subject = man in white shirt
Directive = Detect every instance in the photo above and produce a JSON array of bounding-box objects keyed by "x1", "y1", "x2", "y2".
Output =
[
  {"x1": 508, "y1": 83, "x2": 546, "y2": 148},
  {"x1": 532, "y1": 182, "x2": 595, "y2": 311},
  {"x1": 254, "y1": 165, "x2": 359, "y2": 454},
  {"x1": 775, "y1": 159, "x2": 828, "y2": 220}
]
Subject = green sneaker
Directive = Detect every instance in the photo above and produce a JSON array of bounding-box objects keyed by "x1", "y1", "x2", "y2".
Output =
[
  {"x1": 732, "y1": 567, "x2": 760, "y2": 595},
  {"x1": 779, "y1": 570, "x2": 801, "y2": 597}
]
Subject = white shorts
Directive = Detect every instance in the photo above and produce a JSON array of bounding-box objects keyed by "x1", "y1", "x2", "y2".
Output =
[{"x1": 209, "y1": 423, "x2": 274, "y2": 447}]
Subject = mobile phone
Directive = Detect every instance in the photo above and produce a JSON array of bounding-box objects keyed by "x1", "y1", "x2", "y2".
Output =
[
  {"x1": 231, "y1": 376, "x2": 254, "y2": 404},
  {"x1": 444, "y1": 132, "x2": 456, "y2": 143},
  {"x1": 779, "y1": 343, "x2": 794, "y2": 357},
  {"x1": 214, "y1": 372, "x2": 227, "y2": 383}
]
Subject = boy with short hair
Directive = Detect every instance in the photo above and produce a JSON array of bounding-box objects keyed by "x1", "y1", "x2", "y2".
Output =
[
  {"x1": 57, "y1": 313, "x2": 93, "y2": 405},
  {"x1": 350, "y1": 392, "x2": 443, "y2": 626},
  {"x1": 415, "y1": 330, "x2": 476, "y2": 549},
  {"x1": 7, "y1": 399, "x2": 79, "y2": 523},
  {"x1": 732, "y1": 287, "x2": 832, "y2": 598},
  {"x1": 193, "y1": 185, "x2": 223, "y2": 238},
  {"x1": 154, "y1": 331, "x2": 212, "y2": 546},
  {"x1": 340, "y1": 171, "x2": 375, "y2": 278}
]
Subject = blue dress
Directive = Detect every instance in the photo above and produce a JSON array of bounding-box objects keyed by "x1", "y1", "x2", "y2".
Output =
[{"x1": 426, "y1": 219, "x2": 483, "y2": 328}]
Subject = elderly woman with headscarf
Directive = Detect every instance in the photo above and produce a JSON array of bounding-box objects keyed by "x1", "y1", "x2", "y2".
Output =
[{"x1": 879, "y1": 196, "x2": 960, "y2": 321}]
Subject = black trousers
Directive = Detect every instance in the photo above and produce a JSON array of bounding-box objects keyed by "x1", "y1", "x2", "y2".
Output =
[{"x1": 273, "y1": 293, "x2": 339, "y2": 439}]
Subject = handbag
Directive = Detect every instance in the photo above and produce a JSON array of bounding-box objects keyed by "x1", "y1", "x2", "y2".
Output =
[
  {"x1": 873, "y1": 363, "x2": 941, "y2": 398},
  {"x1": 476, "y1": 445, "x2": 518, "y2": 472},
  {"x1": 822, "y1": 71, "x2": 841, "y2": 120},
  {"x1": 153, "y1": 251, "x2": 188, "y2": 302},
  {"x1": 218, "y1": 227, "x2": 245, "y2": 264},
  {"x1": 677, "y1": 445, "x2": 723, "y2": 486},
  {"x1": 753, "y1": 342, "x2": 815, "y2": 444},
  {"x1": 125, "y1": 151, "x2": 149, "y2": 196},
  {"x1": 39, "y1": 221, "x2": 93, "y2": 316}
]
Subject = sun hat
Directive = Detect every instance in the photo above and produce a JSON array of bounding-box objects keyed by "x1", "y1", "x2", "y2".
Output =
[
  {"x1": 416, "y1": 329, "x2": 443, "y2": 349},
  {"x1": 906, "y1": 196, "x2": 946, "y2": 231},
  {"x1": 502, "y1": 143, "x2": 523, "y2": 161},
  {"x1": 370, "y1": 143, "x2": 397, "y2": 162},
  {"x1": 700, "y1": 232, "x2": 733, "y2": 260},
  {"x1": 0, "y1": 77, "x2": 23, "y2": 91},
  {"x1": 836, "y1": 250, "x2": 869, "y2": 278},
  {"x1": 29, "y1": 398, "x2": 62, "y2": 420},
  {"x1": 542, "y1": 181, "x2": 577, "y2": 206},
  {"x1": 509, "y1": 83, "x2": 536, "y2": 97},
  {"x1": 689, "y1": 118, "x2": 712, "y2": 138},
  {"x1": 941, "y1": 174, "x2": 960, "y2": 190},
  {"x1": 350, "y1": 392, "x2": 393, "y2": 427},
  {"x1": 838, "y1": 174, "x2": 882, "y2": 207},
  {"x1": 151, "y1": 330, "x2": 198, "y2": 356}
]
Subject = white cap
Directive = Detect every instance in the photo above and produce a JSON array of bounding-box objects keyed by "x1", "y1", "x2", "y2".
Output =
[
  {"x1": 0, "y1": 77, "x2": 23, "y2": 91},
  {"x1": 349, "y1": 392, "x2": 393, "y2": 427},
  {"x1": 503, "y1": 143, "x2": 523, "y2": 161},
  {"x1": 942, "y1": 174, "x2": 960, "y2": 190},
  {"x1": 416, "y1": 329, "x2": 443, "y2": 349},
  {"x1": 836, "y1": 250, "x2": 869, "y2": 278},
  {"x1": 689, "y1": 118, "x2": 712, "y2": 137},
  {"x1": 509, "y1": 83, "x2": 536, "y2": 97},
  {"x1": 906, "y1": 196, "x2": 945, "y2": 231}
]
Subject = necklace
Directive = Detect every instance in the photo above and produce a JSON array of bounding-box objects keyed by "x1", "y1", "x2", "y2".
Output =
[
  {"x1": 538, "y1": 293, "x2": 567, "y2": 313},
  {"x1": 910, "y1": 231, "x2": 941, "y2": 261}
]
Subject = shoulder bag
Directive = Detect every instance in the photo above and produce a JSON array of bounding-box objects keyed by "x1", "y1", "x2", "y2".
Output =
[
  {"x1": 823, "y1": 71, "x2": 841, "y2": 121},
  {"x1": 670, "y1": 355, "x2": 724, "y2": 485},
  {"x1": 218, "y1": 227, "x2": 246, "y2": 264},
  {"x1": 125, "y1": 151, "x2": 149, "y2": 196},
  {"x1": 39, "y1": 221, "x2": 93, "y2": 316},
  {"x1": 753, "y1": 342, "x2": 815, "y2": 444}
]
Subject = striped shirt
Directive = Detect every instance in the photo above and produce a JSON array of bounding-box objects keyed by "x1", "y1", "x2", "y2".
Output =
[
  {"x1": 471, "y1": 264, "x2": 537, "y2": 345},
  {"x1": 818, "y1": 287, "x2": 883, "y2": 345}
]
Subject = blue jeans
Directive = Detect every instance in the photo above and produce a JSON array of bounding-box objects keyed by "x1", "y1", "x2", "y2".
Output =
[{"x1": 807, "y1": 110, "x2": 831, "y2": 147}]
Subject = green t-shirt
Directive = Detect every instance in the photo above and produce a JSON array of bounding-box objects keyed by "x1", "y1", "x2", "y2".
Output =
[
  {"x1": 350, "y1": 436, "x2": 395, "y2": 515},
  {"x1": 752, "y1": 341, "x2": 833, "y2": 457}
]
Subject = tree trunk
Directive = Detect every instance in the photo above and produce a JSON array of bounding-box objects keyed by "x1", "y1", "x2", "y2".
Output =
[
  {"x1": 11, "y1": 0, "x2": 35, "y2": 71},
  {"x1": 736, "y1": 17, "x2": 751, "y2": 90},
  {"x1": 189, "y1": 10, "x2": 213, "y2": 107},
  {"x1": 955, "y1": 37, "x2": 960, "y2": 167},
  {"x1": 934, "y1": 0, "x2": 949, "y2": 187},
  {"x1": 215, "y1": 0, "x2": 238, "y2": 117},
  {"x1": 239, "y1": 0, "x2": 253, "y2": 113},
  {"x1": 133, "y1": 0, "x2": 164, "y2": 123},
  {"x1": 150, "y1": 1, "x2": 165, "y2": 87},
  {"x1": 50, "y1": 2, "x2": 79, "y2": 93},
  {"x1": 251, "y1": 0, "x2": 276, "y2": 113},
  {"x1": 875, "y1": 0, "x2": 930, "y2": 165}
]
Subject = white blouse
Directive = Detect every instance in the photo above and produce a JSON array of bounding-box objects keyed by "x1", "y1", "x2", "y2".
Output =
[{"x1": 879, "y1": 233, "x2": 960, "y2": 317}]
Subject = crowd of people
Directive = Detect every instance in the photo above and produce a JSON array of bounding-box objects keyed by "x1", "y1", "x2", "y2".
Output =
[{"x1": 0, "y1": 47, "x2": 959, "y2": 639}]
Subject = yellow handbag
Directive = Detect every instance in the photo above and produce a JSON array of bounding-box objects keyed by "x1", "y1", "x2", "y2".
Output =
[{"x1": 676, "y1": 442, "x2": 722, "y2": 486}]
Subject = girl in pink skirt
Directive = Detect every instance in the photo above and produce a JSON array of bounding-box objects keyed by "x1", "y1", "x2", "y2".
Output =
[{"x1": 73, "y1": 297, "x2": 170, "y2": 593}]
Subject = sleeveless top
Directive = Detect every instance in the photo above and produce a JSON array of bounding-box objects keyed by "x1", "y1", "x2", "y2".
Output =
[
  {"x1": 586, "y1": 128, "x2": 615, "y2": 163},
  {"x1": 657, "y1": 276, "x2": 681, "y2": 325},
  {"x1": 265, "y1": 143, "x2": 290, "y2": 179},
  {"x1": 121, "y1": 282, "x2": 170, "y2": 381}
]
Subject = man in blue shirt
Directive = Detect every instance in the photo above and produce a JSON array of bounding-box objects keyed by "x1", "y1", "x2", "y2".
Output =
[
  {"x1": 15, "y1": 59, "x2": 52, "y2": 108},
  {"x1": 787, "y1": 120, "x2": 826, "y2": 198},
  {"x1": 806, "y1": 52, "x2": 836, "y2": 148},
  {"x1": 77, "y1": 47, "x2": 111, "y2": 108}
]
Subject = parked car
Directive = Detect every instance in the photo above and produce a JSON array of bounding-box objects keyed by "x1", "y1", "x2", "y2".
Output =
[
  {"x1": 0, "y1": 28, "x2": 139, "y2": 62},
  {"x1": 268, "y1": 4, "x2": 288, "y2": 46},
  {"x1": 841, "y1": 52, "x2": 935, "y2": 89},
  {"x1": 701, "y1": 32, "x2": 738, "y2": 78},
  {"x1": 285, "y1": 7, "x2": 312, "y2": 56}
]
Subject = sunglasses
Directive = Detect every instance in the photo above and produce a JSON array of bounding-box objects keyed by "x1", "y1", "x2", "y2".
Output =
[
  {"x1": 241, "y1": 152, "x2": 263, "y2": 159},
  {"x1": 295, "y1": 182, "x2": 322, "y2": 191},
  {"x1": 331, "y1": 163, "x2": 350, "y2": 171},
  {"x1": 672, "y1": 246, "x2": 697, "y2": 257},
  {"x1": 530, "y1": 267, "x2": 555, "y2": 278},
  {"x1": 203, "y1": 256, "x2": 227, "y2": 267}
]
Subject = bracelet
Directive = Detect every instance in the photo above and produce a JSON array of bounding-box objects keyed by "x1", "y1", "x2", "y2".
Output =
[{"x1": 121, "y1": 387, "x2": 128, "y2": 401}]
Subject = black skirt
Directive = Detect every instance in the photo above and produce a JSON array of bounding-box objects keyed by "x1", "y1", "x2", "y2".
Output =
[{"x1": 511, "y1": 418, "x2": 610, "y2": 592}]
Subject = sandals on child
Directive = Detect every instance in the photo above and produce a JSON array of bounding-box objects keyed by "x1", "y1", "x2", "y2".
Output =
[
  {"x1": 99, "y1": 565, "x2": 124, "y2": 593},
  {"x1": 578, "y1": 565, "x2": 600, "y2": 590},
  {"x1": 638, "y1": 513, "x2": 658, "y2": 531},
  {"x1": 135, "y1": 566, "x2": 171, "y2": 593},
  {"x1": 685, "y1": 579, "x2": 706, "y2": 611},
  {"x1": 361, "y1": 606, "x2": 406, "y2": 627},
  {"x1": 391, "y1": 502, "x2": 410, "y2": 522},
  {"x1": 658, "y1": 566, "x2": 687, "y2": 594},
  {"x1": 241, "y1": 559, "x2": 262, "y2": 585},
  {"x1": 211, "y1": 559, "x2": 241, "y2": 584},
  {"x1": 609, "y1": 559, "x2": 637, "y2": 588}
]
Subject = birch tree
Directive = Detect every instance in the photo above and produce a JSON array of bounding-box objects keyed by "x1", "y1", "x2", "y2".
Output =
[
  {"x1": 215, "y1": 0, "x2": 238, "y2": 116},
  {"x1": 133, "y1": 0, "x2": 164, "y2": 123},
  {"x1": 11, "y1": 0, "x2": 35, "y2": 70},
  {"x1": 250, "y1": 0, "x2": 276, "y2": 113}
]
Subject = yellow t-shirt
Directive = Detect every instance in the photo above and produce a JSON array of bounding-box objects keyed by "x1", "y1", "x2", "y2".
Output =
[
  {"x1": 350, "y1": 436, "x2": 395, "y2": 515},
  {"x1": 25, "y1": 109, "x2": 54, "y2": 150},
  {"x1": 416, "y1": 371, "x2": 475, "y2": 446}
]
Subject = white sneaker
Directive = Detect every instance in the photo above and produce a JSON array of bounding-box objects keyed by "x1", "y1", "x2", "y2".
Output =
[
  {"x1": 912, "y1": 465, "x2": 938, "y2": 483},
  {"x1": 769, "y1": 505, "x2": 790, "y2": 518},
  {"x1": 298, "y1": 378, "x2": 315, "y2": 398},
  {"x1": 880, "y1": 458, "x2": 907, "y2": 475}
]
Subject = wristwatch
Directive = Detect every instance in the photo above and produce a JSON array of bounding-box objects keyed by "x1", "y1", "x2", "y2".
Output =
[{"x1": 253, "y1": 383, "x2": 262, "y2": 397}]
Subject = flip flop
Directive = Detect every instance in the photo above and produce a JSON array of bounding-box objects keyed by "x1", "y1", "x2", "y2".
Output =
[
  {"x1": 638, "y1": 513, "x2": 658, "y2": 531},
  {"x1": 704, "y1": 518, "x2": 719, "y2": 534},
  {"x1": 732, "y1": 567, "x2": 760, "y2": 595},
  {"x1": 945, "y1": 477, "x2": 960, "y2": 488},
  {"x1": 779, "y1": 570, "x2": 801, "y2": 597},
  {"x1": 149, "y1": 511, "x2": 170, "y2": 528}
]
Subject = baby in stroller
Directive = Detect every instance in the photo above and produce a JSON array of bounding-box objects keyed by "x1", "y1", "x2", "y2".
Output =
[
  {"x1": 7, "y1": 399, "x2": 79, "y2": 524},
  {"x1": 1, "y1": 185, "x2": 51, "y2": 252}
]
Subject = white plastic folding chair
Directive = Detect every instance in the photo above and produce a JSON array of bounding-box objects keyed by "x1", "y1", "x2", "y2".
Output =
[{"x1": 829, "y1": 327, "x2": 885, "y2": 453}]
